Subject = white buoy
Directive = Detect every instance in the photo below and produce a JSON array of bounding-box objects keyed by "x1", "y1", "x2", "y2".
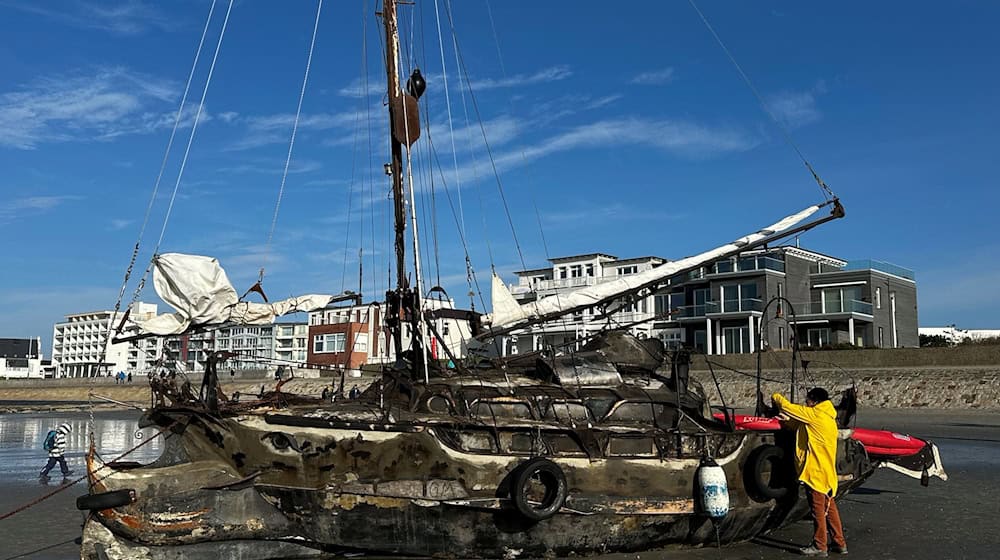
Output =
[{"x1": 696, "y1": 456, "x2": 730, "y2": 518}]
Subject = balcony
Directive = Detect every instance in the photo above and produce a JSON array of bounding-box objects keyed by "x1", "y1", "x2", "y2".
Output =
[
  {"x1": 843, "y1": 259, "x2": 915, "y2": 281},
  {"x1": 709, "y1": 256, "x2": 784, "y2": 276},
  {"x1": 791, "y1": 299, "x2": 873, "y2": 316},
  {"x1": 716, "y1": 298, "x2": 764, "y2": 313}
]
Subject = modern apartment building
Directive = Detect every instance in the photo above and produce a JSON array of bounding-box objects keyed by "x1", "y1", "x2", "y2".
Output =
[
  {"x1": 507, "y1": 247, "x2": 918, "y2": 355},
  {"x1": 650, "y1": 247, "x2": 917, "y2": 353},
  {"x1": 507, "y1": 253, "x2": 666, "y2": 355},
  {"x1": 52, "y1": 302, "x2": 159, "y2": 378},
  {"x1": 0, "y1": 337, "x2": 44, "y2": 379}
]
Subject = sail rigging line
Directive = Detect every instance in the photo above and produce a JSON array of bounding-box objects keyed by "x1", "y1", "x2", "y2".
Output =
[
  {"x1": 111, "y1": 0, "x2": 220, "y2": 317},
  {"x1": 152, "y1": 0, "x2": 235, "y2": 253},
  {"x1": 92, "y1": 0, "x2": 225, "y2": 449},
  {"x1": 687, "y1": 0, "x2": 835, "y2": 201},
  {"x1": 432, "y1": 0, "x2": 468, "y2": 241},
  {"x1": 125, "y1": 0, "x2": 235, "y2": 310},
  {"x1": 475, "y1": 0, "x2": 560, "y2": 357},
  {"x1": 441, "y1": 0, "x2": 528, "y2": 273},
  {"x1": 262, "y1": 0, "x2": 324, "y2": 285},
  {"x1": 421, "y1": 129, "x2": 506, "y2": 361},
  {"x1": 340, "y1": 73, "x2": 368, "y2": 294}
]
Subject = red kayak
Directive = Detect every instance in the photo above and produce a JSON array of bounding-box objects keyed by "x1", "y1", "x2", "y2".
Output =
[{"x1": 714, "y1": 414, "x2": 926, "y2": 457}]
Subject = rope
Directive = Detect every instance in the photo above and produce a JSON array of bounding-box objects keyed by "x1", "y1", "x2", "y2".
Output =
[
  {"x1": 153, "y1": 0, "x2": 235, "y2": 252},
  {"x1": 687, "y1": 0, "x2": 835, "y2": 201},
  {"x1": 432, "y1": 0, "x2": 467, "y2": 239},
  {"x1": 440, "y1": 0, "x2": 528, "y2": 273},
  {"x1": 262, "y1": 0, "x2": 324, "y2": 283},
  {"x1": 94, "y1": 0, "x2": 220, "y2": 450}
]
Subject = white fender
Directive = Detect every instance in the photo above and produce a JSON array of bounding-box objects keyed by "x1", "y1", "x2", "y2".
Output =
[{"x1": 696, "y1": 457, "x2": 730, "y2": 518}]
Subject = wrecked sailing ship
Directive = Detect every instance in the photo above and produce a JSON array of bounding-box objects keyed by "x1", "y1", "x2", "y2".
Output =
[{"x1": 78, "y1": 2, "x2": 946, "y2": 558}]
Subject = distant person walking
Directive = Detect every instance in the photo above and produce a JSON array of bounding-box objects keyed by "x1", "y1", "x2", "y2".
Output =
[
  {"x1": 771, "y1": 388, "x2": 848, "y2": 557},
  {"x1": 349, "y1": 385, "x2": 361, "y2": 399},
  {"x1": 40, "y1": 423, "x2": 73, "y2": 479},
  {"x1": 127, "y1": 372, "x2": 133, "y2": 383}
]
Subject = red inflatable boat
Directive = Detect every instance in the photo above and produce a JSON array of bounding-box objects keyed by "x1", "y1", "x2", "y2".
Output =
[{"x1": 714, "y1": 414, "x2": 929, "y2": 457}]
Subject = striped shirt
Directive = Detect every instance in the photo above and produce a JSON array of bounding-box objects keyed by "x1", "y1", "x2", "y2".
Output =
[{"x1": 48, "y1": 429, "x2": 68, "y2": 458}]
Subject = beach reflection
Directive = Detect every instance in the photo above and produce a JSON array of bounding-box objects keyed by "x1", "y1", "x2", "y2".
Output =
[{"x1": 0, "y1": 412, "x2": 162, "y2": 483}]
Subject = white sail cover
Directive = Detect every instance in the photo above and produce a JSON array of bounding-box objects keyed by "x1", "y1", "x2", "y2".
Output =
[
  {"x1": 487, "y1": 204, "x2": 824, "y2": 330},
  {"x1": 137, "y1": 253, "x2": 336, "y2": 335}
]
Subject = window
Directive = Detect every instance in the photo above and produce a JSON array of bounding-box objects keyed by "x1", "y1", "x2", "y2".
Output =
[
  {"x1": 723, "y1": 326, "x2": 750, "y2": 354},
  {"x1": 354, "y1": 333, "x2": 368, "y2": 352},
  {"x1": 807, "y1": 328, "x2": 831, "y2": 347},
  {"x1": 570, "y1": 265, "x2": 582, "y2": 278},
  {"x1": 875, "y1": 287, "x2": 882, "y2": 310},
  {"x1": 585, "y1": 264, "x2": 595, "y2": 277},
  {"x1": 314, "y1": 333, "x2": 346, "y2": 353},
  {"x1": 722, "y1": 282, "x2": 758, "y2": 312},
  {"x1": 617, "y1": 265, "x2": 638, "y2": 276},
  {"x1": 558, "y1": 267, "x2": 567, "y2": 279},
  {"x1": 442, "y1": 321, "x2": 450, "y2": 336},
  {"x1": 878, "y1": 327, "x2": 884, "y2": 348}
]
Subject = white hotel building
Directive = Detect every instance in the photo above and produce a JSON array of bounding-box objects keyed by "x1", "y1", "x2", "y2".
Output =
[{"x1": 52, "y1": 302, "x2": 160, "y2": 378}]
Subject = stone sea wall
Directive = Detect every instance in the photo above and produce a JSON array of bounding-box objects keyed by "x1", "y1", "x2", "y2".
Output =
[
  {"x1": 691, "y1": 367, "x2": 1000, "y2": 410},
  {"x1": 688, "y1": 346, "x2": 1000, "y2": 410}
]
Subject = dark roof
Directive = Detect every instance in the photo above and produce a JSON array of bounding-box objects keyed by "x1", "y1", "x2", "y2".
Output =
[
  {"x1": 548, "y1": 253, "x2": 617, "y2": 264},
  {"x1": 514, "y1": 267, "x2": 552, "y2": 276},
  {"x1": 610, "y1": 256, "x2": 667, "y2": 266},
  {"x1": 0, "y1": 338, "x2": 40, "y2": 358}
]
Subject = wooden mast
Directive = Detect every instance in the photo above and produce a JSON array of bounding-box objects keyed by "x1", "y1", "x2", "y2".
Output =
[{"x1": 382, "y1": 0, "x2": 408, "y2": 364}]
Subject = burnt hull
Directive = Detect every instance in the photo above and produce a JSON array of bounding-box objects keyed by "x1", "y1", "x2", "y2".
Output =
[{"x1": 79, "y1": 406, "x2": 873, "y2": 559}]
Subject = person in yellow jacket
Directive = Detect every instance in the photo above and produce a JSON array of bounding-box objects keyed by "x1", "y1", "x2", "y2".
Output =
[{"x1": 772, "y1": 387, "x2": 848, "y2": 557}]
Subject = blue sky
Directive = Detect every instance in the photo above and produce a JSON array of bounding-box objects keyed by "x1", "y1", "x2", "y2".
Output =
[{"x1": 0, "y1": 1, "x2": 997, "y2": 355}]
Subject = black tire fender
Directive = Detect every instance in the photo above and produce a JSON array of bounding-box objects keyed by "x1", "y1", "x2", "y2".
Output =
[
  {"x1": 510, "y1": 457, "x2": 567, "y2": 522},
  {"x1": 745, "y1": 445, "x2": 792, "y2": 501},
  {"x1": 76, "y1": 489, "x2": 136, "y2": 511}
]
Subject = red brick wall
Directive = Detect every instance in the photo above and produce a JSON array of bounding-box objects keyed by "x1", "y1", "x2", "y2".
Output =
[{"x1": 307, "y1": 323, "x2": 370, "y2": 369}]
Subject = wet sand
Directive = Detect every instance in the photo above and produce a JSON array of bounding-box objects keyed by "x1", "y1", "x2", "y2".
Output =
[{"x1": 0, "y1": 409, "x2": 996, "y2": 560}]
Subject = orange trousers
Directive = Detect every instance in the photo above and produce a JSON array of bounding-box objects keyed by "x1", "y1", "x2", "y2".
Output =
[{"x1": 807, "y1": 487, "x2": 847, "y2": 551}]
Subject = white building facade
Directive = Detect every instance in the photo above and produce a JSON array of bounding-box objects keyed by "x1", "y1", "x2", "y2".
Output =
[
  {"x1": 52, "y1": 302, "x2": 159, "y2": 378},
  {"x1": 507, "y1": 253, "x2": 666, "y2": 355}
]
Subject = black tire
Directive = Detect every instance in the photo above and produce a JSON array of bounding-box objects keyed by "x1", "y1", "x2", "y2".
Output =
[
  {"x1": 510, "y1": 458, "x2": 567, "y2": 522},
  {"x1": 76, "y1": 489, "x2": 136, "y2": 511},
  {"x1": 745, "y1": 445, "x2": 792, "y2": 501}
]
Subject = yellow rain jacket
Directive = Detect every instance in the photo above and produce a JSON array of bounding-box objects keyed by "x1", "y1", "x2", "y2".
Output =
[{"x1": 771, "y1": 393, "x2": 840, "y2": 496}]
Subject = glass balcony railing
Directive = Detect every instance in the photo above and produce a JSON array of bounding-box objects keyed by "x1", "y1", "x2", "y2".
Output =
[
  {"x1": 719, "y1": 298, "x2": 764, "y2": 313},
  {"x1": 710, "y1": 256, "x2": 785, "y2": 275},
  {"x1": 843, "y1": 259, "x2": 915, "y2": 280},
  {"x1": 790, "y1": 299, "x2": 873, "y2": 316}
]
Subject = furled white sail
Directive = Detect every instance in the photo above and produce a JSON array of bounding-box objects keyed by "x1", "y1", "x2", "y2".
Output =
[
  {"x1": 487, "y1": 204, "x2": 824, "y2": 330},
  {"x1": 136, "y1": 253, "x2": 335, "y2": 335}
]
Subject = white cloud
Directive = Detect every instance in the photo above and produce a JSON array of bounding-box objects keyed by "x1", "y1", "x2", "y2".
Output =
[
  {"x1": 767, "y1": 90, "x2": 822, "y2": 128},
  {"x1": 466, "y1": 65, "x2": 573, "y2": 91},
  {"x1": 338, "y1": 65, "x2": 572, "y2": 98},
  {"x1": 109, "y1": 219, "x2": 134, "y2": 231},
  {"x1": 217, "y1": 158, "x2": 323, "y2": 175},
  {"x1": 0, "y1": 67, "x2": 179, "y2": 149},
  {"x1": 630, "y1": 68, "x2": 675, "y2": 85},
  {"x1": 227, "y1": 111, "x2": 361, "y2": 151},
  {"x1": 0, "y1": 195, "x2": 81, "y2": 224},
  {"x1": 438, "y1": 117, "x2": 756, "y2": 189},
  {"x1": 2, "y1": 1, "x2": 177, "y2": 36}
]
